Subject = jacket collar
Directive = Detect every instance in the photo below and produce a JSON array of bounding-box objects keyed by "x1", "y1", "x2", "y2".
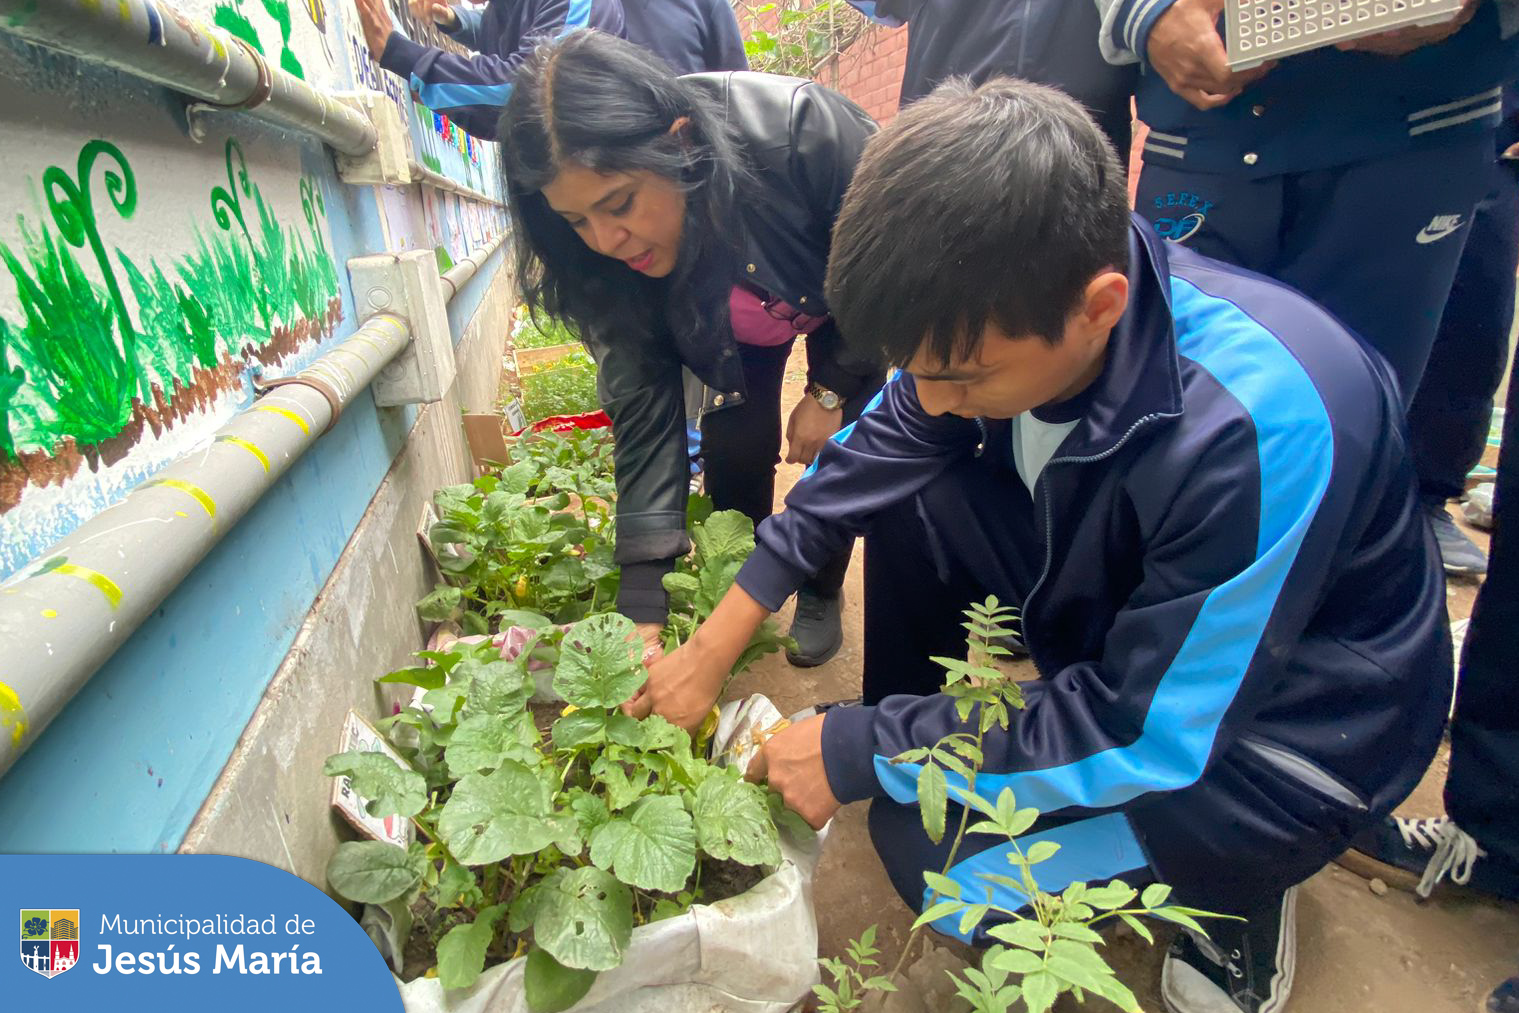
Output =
[{"x1": 1051, "y1": 216, "x2": 1185, "y2": 459}]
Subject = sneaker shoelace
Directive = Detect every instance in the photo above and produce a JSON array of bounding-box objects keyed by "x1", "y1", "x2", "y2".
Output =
[
  {"x1": 1394, "y1": 816, "x2": 1487, "y2": 898},
  {"x1": 794, "y1": 594, "x2": 832, "y2": 623}
]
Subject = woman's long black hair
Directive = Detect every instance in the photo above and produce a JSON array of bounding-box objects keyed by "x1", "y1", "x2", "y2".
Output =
[{"x1": 497, "y1": 31, "x2": 746, "y2": 351}]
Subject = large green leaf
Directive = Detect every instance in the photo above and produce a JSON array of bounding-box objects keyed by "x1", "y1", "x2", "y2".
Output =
[
  {"x1": 323, "y1": 750, "x2": 426, "y2": 818},
  {"x1": 691, "y1": 510, "x2": 754, "y2": 564},
  {"x1": 693, "y1": 774, "x2": 782, "y2": 867},
  {"x1": 589, "y1": 795, "x2": 696, "y2": 893},
  {"x1": 326, "y1": 841, "x2": 423, "y2": 904},
  {"x1": 416, "y1": 585, "x2": 462, "y2": 621},
  {"x1": 436, "y1": 904, "x2": 506, "y2": 991},
  {"x1": 532, "y1": 866, "x2": 634, "y2": 971},
  {"x1": 551, "y1": 709, "x2": 609, "y2": 750},
  {"x1": 461, "y1": 652, "x2": 534, "y2": 716},
  {"x1": 524, "y1": 946, "x2": 599, "y2": 1013},
  {"x1": 438, "y1": 761, "x2": 557, "y2": 866},
  {"x1": 446, "y1": 712, "x2": 539, "y2": 776},
  {"x1": 553, "y1": 614, "x2": 644, "y2": 708},
  {"x1": 918, "y1": 762, "x2": 948, "y2": 844}
]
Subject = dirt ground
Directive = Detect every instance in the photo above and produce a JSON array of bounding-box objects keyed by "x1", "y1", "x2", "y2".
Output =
[{"x1": 723, "y1": 342, "x2": 1519, "y2": 1012}]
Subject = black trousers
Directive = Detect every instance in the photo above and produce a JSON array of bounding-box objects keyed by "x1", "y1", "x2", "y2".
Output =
[
  {"x1": 1446, "y1": 325, "x2": 1519, "y2": 866},
  {"x1": 699, "y1": 339, "x2": 883, "y2": 597},
  {"x1": 1409, "y1": 156, "x2": 1518, "y2": 505}
]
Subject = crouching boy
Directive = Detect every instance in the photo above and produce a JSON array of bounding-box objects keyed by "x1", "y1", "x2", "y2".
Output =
[{"x1": 631, "y1": 78, "x2": 1449, "y2": 1013}]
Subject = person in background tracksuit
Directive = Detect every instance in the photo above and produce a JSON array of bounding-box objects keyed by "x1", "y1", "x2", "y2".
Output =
[
  {"x1": 848, "y1": 0, "x2": 1137, "y2": 152},
  {"x1": 353, "y1": 0, "x2": 626, "y2": 140},
  {"x1": 633, "y1": 79, "x2": 1449, "y2": 1013},
  {"x1": 622, "y1": 0, "x2": 748, "y2": 74},
  {"x1": 1402, "y1": 86, "x2": 1519, "y2": 576},
  {"x1": 1095, "y1": 0, "x2": 1517, "y2": 573}
]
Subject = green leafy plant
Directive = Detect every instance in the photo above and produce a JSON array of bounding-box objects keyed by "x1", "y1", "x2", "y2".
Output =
[
  {"x1": 734, "y1": 1, "x2": 871, "y2": 78},
  {"x1": 419, "y1": 464, "x2": 619, "y2": 631},
  {"x1": 815, "y1": 599, "x2": 1222, "y2": 1013},
  {"x1": 520, "y1": 350, "x2": 599, "y2": 421},
  {"x1": 326, "y1": 613, "x2": 789, "y2": 1010},
  {"x1": 506, "y1": 426, "x2": 617, "y2": 506},
  {"x1": 513, "y1": 305, "x2": 582, "y2": 351},
  {"x1": 662, "y1": 509, "x2": 793, "y2": 677}
]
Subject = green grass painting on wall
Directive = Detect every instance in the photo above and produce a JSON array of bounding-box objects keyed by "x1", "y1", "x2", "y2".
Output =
[{"x1": 0, "y1": 135, "x2": 342, "y2": 511}]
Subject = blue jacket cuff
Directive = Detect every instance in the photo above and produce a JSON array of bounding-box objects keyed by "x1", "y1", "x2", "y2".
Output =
[
  {"x1": 821, "y1": 705, "x2": 884, "y2": 805},
  {"x1": 735, "y1": 543, "x2": 811, "y2": 613}
]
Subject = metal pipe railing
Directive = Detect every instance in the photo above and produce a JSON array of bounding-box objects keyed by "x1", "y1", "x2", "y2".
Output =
[
  {"x1": 0, "y1": 313, "x2": 409, "y2": 775},
  {"x1": 410, "y1": 160, "x2": 506, "y2": 209},
  {"x1": 0, "y1": 0, "x2": 376, "y2": 157},
  {"x1": 441, "y1": 232, "x2": 508, "y2": 298}
]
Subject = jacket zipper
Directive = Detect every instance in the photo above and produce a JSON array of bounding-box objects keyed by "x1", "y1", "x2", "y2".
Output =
[{"x1": 1018, "y1": 411, "x2": 1171, "y2": 670}]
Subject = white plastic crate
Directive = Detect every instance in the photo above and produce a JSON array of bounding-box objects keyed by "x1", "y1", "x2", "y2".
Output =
[{"x1": 1226, "y1": 0, "x2": 1467, "y2": 70}]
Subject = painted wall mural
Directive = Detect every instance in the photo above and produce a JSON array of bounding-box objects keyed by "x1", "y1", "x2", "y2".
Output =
[{"x1": 0, "y1": 0, "x2": 508, "y2": 579}]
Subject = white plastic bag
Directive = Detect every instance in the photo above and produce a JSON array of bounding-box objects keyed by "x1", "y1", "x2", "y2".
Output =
[{"x1": 371, "y1": 695, "x2": 824, "y2": 1013}]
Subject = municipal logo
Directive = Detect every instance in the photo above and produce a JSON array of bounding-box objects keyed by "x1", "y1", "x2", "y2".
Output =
[
  {"x1": 1416, "y1": 214, "x2": 1467, "y2": 245},
  {"x1": 20, "y1": 909, "x2": 80, "y2": 979}
]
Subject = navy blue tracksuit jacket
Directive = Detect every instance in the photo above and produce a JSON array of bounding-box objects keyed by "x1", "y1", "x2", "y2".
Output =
[
  {"x1": 737, "y1": 219, "x2": 1450, "y2": 913},
  {"x1": 380, "y1": 0, "x2": 625, "y2": 140}
]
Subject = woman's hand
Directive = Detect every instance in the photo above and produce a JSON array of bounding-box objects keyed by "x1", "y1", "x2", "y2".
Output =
[
  {"x1": 409, "y1": 0, "x2": 460, "y2": 29},
  {"x1": 785, "y1": 394, "x2": 844, "y2": 466},
  {"x1": 354, "y1": 0, "x2": 396, "y2": 59}
]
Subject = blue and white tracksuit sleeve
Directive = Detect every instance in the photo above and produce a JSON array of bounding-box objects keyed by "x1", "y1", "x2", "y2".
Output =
[
  {"x1": 379, "y1": 0, "x2": 600, "y2": 140},
  {"x1": 818, "y1": 393, "x2": 1340, "y2": 819},
  {"x1": 1094, "y1": 0, "x2": 1177, "y2": 65},
  {"x1": 735, "y1": 372, "x2": 980, "y2": 607}
]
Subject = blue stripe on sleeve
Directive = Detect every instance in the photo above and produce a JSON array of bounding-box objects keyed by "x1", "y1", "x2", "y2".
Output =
[
  {"x1": 927, "y1": 813, "x2": 1149, "y2": 939},
  {"x1": 877, "y1": 276, "x2": 1335, "y2": 814},
  {"x1": 561, "y1": 0, "x2": 593, "y2": 34},
  {"x1": 411, "y1": 76, "x2": 514, "y2": 112},
  {"x1": 846, "y1": 2, "x2": 905, "y2": 27},
  {"x1": 799, "y1": 382, "x2": 891, "y2": 480}
]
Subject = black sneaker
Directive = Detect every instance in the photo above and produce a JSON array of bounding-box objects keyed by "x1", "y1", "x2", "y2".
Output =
[
  {"x1": 1428, "y1": 503, "x2": 1488, "y2": 575},
  {"x1": 786, "y1": 590, "x2": 843, "y2": 667},
  {"x1": 1338, "y1": 815, "x2": 1519, "y2": 901},
  {"x1": 1487, "y1": 976, "x2": 1519, "y2": 1013},
  {"x1": 1161, "y1": 887, "x2": 1297, "y2": 1013}
]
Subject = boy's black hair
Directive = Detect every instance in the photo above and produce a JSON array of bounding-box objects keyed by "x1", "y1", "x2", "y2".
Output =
[{"x1": 826, "y1": 77, "x2": 1131, "y2": 366}]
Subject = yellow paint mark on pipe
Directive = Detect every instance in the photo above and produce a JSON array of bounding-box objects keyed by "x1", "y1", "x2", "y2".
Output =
[
  {"x1": 218, "y1": 434, "x2": 271, "y2": 473},
  {"x1": 40, "y1": 609, "x2": 57, "y2": 620},
  {"x1": 0, "y1": 681, "x2": 28, "y2": 748},
  {"x1": 44, "y1": 562, "x2": 124, "y2": 610},
  {"x1": 145, "y1": 478, "x2": 216, "y2": 527},
  {"x1": 256, "y1": 404, "x2": 310, "y2": 433},
  {"x1": 175, "y1": 510, "x2": 188, "y2": 518},
  {"x1": 118, "y1": 0, "x2": 131, "y2": 21}
]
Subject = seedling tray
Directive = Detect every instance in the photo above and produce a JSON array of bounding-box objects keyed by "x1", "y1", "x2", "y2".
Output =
[{"x1": 1226, "y1": 0, "x2": 1465, "y2": 69}]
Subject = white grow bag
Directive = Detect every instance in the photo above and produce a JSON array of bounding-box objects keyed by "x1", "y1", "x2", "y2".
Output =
[{"x1": 369, "y1": 695, "x2": 825, "y2": 1013}]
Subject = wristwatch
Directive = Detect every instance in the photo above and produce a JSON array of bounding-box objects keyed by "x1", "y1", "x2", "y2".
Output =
[{"x1": 806, "y1": 383, "x2": 843, "y2": 411}]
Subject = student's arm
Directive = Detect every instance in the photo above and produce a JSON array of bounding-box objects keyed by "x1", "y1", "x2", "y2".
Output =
[
  {"x1": 630, "y1": 373, "x2": 980, "y2": 730},
  {"x1": 702, "y1": 0, "x2": 750, "y2": 70},
  {"x1": 441, "y1": 4, "x2": 487, "y2": 49},
  {"x1": 816, "y1": 408, "x2": 1339, "y2": 817},
  {"x1": 379, "y1": 0, "x2": 597, "y2": 140},
  {"x1": 785, "y1": 82, "x2": 885, "y2": 401}
]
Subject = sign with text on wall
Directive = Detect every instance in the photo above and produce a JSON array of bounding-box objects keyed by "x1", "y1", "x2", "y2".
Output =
[{"x1": 2, "y1": 854, "x2": 402, "y2": 1010}]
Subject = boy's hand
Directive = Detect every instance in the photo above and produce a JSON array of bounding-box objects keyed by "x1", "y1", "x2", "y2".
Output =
[
  {"x1": 409, "y1": 0, "x2": 460, "y2": 29},
  {"x1": 355, "y1": 0, "x2": 396, "y2": 59},
  {"x1": 745, "y1": 714, "x2": 840, "y2": 830},
  {"x1": 623, "y1": 638, "x2": 727, "y2": 734},
  {"x1": 1147, "y1": 0, "x2": 1274, "y2": 110},
  {"x1": 1335, "y1": 0, "x2": 1476, "y2": 57}
]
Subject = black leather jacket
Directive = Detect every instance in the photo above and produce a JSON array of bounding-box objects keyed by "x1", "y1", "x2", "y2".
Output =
[{"x1": 582, "y1": 72, "x2": 879, "y2": 622}]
